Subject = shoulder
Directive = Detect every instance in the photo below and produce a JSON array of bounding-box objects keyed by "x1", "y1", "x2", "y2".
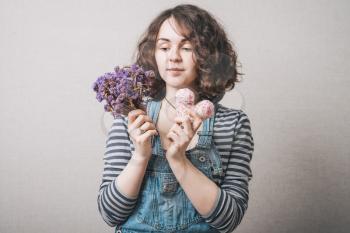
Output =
[
  {"x1": 107, "y1": 115, "x2": 129, "y2": 139},
  {"x1": 111, "y1": 115, "x2": 128, "y2": 127},
  {"x1": 215, "y1": 103, "x2": 250, "y2": 125},
  {"x1": 214, "y1": 103, "x2": 253, "y2": 142}
]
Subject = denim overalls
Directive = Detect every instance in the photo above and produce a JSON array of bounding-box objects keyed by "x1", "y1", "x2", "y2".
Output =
[{"x1": 117, "y1": 100, "x2": 223, "y2": 233}]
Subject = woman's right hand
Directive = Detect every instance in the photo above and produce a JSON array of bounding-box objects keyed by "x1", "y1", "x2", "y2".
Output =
[{"x1": 127, "y1": 109, "x2": 158, "y2": 162}]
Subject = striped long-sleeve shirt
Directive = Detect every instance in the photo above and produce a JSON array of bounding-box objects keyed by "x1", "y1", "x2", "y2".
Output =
[{"x1": 97, "y1": 104, "x2": 254, "y2": 233}]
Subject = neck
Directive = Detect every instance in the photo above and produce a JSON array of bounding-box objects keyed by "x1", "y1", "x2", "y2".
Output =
[{"x1": 164, "y1": 86, "x2": 177, "y2": 102}]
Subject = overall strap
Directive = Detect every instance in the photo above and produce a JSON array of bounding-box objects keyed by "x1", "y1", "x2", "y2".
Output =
[
  {"x1": 147, "y1": 100, "x2": 163, "y2": 155},
  {"x1": 196, "y1": 103, "x2": 218, "y2": 149},
  {"x1": 146, "y1": 99, "x2": 161, "y2": 123},
  {"x1": 193, "y1": 103, "x2": 224, "y2": 176}
]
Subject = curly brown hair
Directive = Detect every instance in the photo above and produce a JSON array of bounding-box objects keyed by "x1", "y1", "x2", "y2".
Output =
[{"x1": 133, "y1": 4, "x2": 243, "y2": 104}]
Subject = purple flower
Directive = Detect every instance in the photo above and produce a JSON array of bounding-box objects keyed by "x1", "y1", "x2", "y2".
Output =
[{"x1": 92, "y1": 63, "x2": 155, "y2": 118}]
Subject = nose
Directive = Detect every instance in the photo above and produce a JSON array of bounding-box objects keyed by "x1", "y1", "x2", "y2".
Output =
[{"x1": 168, "y1": 47, "x2": 182, "y2": 62}]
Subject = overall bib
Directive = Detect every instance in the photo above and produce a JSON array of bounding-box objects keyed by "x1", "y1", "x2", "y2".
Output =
[{"x1": 117, "y1": 100, "x2": 223, "y2": 233}]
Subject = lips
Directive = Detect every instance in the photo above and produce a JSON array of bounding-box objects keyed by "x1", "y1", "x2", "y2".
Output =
[{"x1": 167, "y1": 68, "x2": 184, "y2": 71}]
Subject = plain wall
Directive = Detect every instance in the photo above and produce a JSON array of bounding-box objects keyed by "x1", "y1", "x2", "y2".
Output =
[{"x1": 0, "y1": 0, "x2": 349, "y2": 233}]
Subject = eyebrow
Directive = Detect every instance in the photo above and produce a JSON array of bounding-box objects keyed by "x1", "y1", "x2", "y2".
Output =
[{"x1": 157, "y1": 38, "x2": 190, "y2": 43}]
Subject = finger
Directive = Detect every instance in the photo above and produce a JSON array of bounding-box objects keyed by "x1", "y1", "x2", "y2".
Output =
[
  {"x1": 128, "y1": 115, "x2": 144, "y2": 133},
  {"x1": 139, "y1": 124, "x2": 158, "y2": 137},
  {"x1": 129, "y1": 115, "x2": 152, "y2": 133},
  {"x1": 181, "y1": 116, "x2": 194, "y2": 137},
  {"x1": 128, "y1": 109, "x2": 146, "y2": 124},
  {"x1": 187, "y1": 109, "x2": 203, "y2": 132},
  {"x1": 168, "y1": 123, "x2": 181, "y2": 136},
  {"x1": 167, "y1": 131, "x2": 179, "y2": 143},
  {"x1": 174, "y1": 115, "x2": 190, "y2": 128},
  {"x1": 129, "y1": 128, "x2": 142, "y2": 139},
  {"x1": 175, "y1": 113, "x2": 199, "y2": 135},
  {"x1": 171, "y1": 125, "x2": 191, "y2": 146},
  {"x1": 186, "y1": 107, "x2": 201, "y2": 121},
  {"x1": 171, "y1": 123, "x2": 184, "y2": 137},
  {"x1": 140, "y1": 121, "x2": 157, "y2": 132},
  {"x1": 174, "y1": 116, "x2": 186, "y2": 124},
  {"x1": 139, "y1": 129, "x2": 158, "y2": 141}
]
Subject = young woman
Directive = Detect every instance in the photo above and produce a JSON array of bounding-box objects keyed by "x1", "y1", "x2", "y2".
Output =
[{"x1": 97, "y1": 4, "x2": 254, "y2": 233}]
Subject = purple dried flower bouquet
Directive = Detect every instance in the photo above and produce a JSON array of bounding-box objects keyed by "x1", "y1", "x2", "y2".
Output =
[{"x1": 92, "y1": 64, "x2": 155, "y2": 118}]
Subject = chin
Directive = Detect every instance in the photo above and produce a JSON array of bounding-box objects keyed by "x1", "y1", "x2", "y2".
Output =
[
  {"x1": 164, "y1": 76, "x2": 183, "y2": 82},
  {"x1": 164, "y1": 79, "x2": 183, "y2": 86}
]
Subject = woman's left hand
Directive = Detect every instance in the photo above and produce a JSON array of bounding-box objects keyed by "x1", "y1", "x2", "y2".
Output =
[{"x1": 165, "y1": 107, "x2": 203, "y2": 163}]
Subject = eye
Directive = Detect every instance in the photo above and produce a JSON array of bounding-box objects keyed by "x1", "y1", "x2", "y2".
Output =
[
  {"x1": 159, "y1": 47, "x2": 169, "y2": 51},
  {"x1": 182, "y1": 47, "x2": 192, "y2": 51}
]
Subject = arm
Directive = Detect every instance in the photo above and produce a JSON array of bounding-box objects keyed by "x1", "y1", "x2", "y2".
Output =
[
  {"x1": 97, "y1": 116, "x2": 148, "y2": 227},
  {"x1": 167, "y1": 157, "x2": 221, "y2": 217},
  {"x1": 168, "y1": 110, "x2": 254, "y2": 233}
]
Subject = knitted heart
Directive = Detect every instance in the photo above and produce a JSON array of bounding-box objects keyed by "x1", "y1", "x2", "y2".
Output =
[{"x1": 175, "y1": 88, "x2": 214, "y2": 120}]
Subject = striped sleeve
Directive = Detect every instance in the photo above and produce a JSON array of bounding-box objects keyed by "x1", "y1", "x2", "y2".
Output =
[
  {"x1": 202, "y1": 109, "x2": 254, "y2": 233},
  {"x1": 97, "y1": 115, "x2": 138, "y2": 227}
]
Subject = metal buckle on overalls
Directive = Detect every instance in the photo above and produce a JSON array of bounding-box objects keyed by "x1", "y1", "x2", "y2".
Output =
[
  {"x1": 116, "y1": 225, "x2": 122, "y2": 233},
  {"x1": 198, "y1": 155, "x2": 206, "y2": 162},
  {"x1": 211, "y1": 167, "x2": 224, "y2": 176}
]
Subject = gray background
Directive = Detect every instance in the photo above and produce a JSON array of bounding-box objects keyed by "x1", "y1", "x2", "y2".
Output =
[{"x1": 1, "y1": 0, "x2": 349, "y2": 233}]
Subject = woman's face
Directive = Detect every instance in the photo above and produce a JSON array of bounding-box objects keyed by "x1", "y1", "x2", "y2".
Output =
[{"x1": 155, "y1": 17, "x2": 198, "y2": 89}]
